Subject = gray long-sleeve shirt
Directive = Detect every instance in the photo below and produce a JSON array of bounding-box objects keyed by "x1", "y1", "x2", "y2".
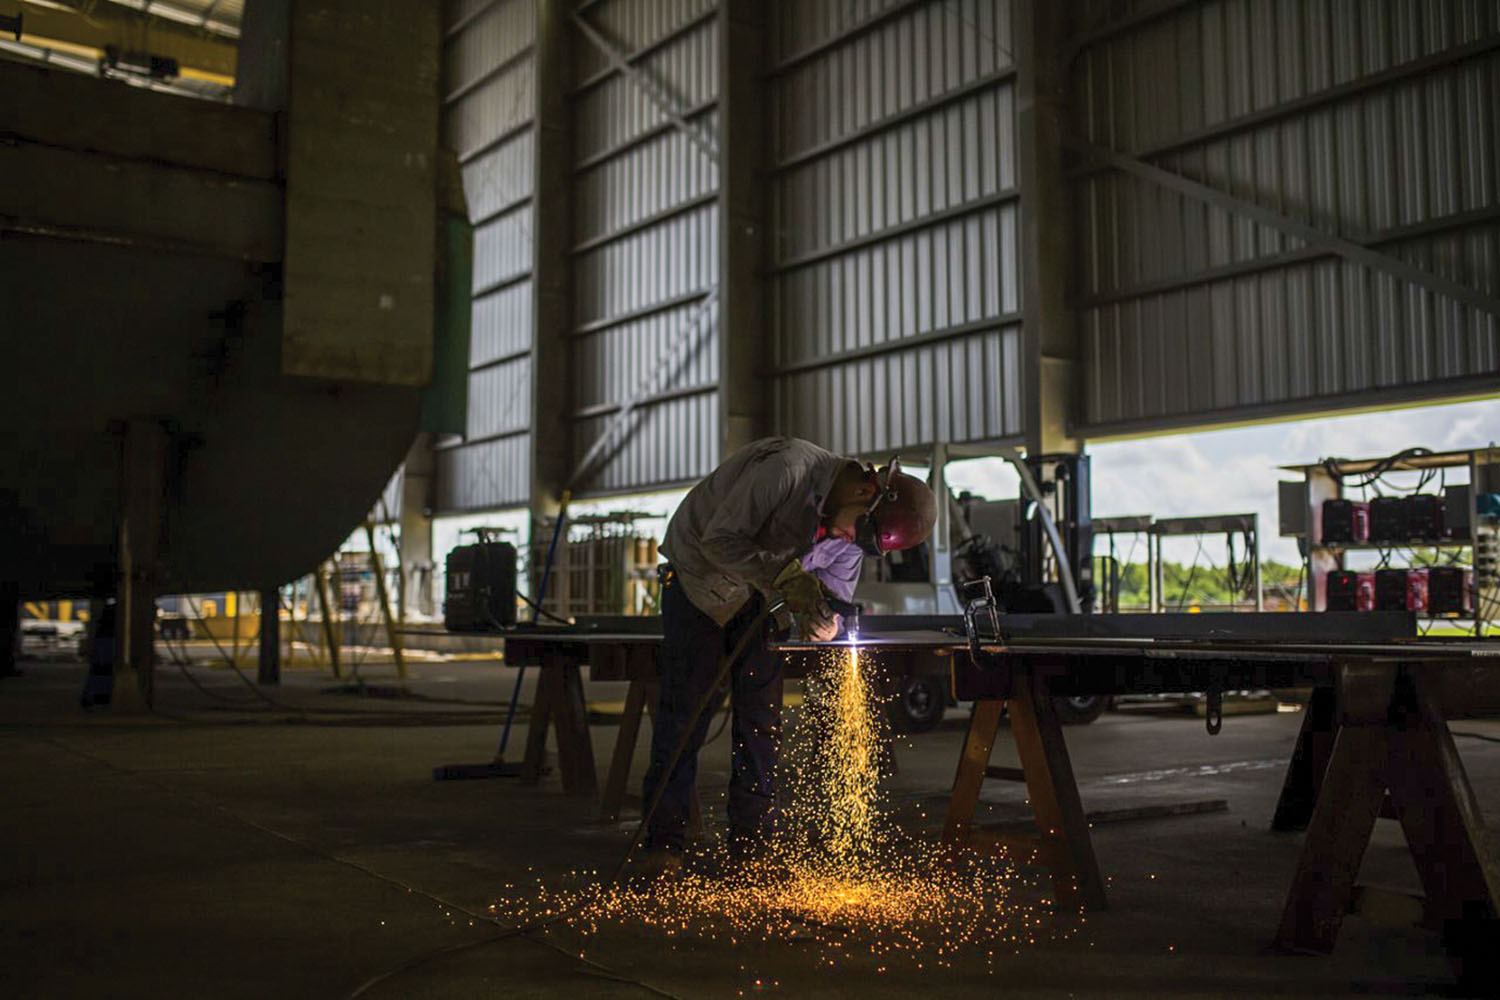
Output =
[{"x1": 660, "y1": 437, "x2": 865, "y2": 625}]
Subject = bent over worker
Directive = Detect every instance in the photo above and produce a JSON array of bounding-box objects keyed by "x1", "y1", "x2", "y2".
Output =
[{"x1": 639, "y1": 436, "x2": 936, "y2": 871}]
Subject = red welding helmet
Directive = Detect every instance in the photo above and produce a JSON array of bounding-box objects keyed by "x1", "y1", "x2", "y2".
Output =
[{"x1": 853, "y1": 457, "x2": 938, "y2": 556}]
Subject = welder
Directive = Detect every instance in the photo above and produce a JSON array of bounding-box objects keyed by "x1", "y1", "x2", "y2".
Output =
[{"x1": 636, "y1": 436, "x2": 936, "y2": 875}]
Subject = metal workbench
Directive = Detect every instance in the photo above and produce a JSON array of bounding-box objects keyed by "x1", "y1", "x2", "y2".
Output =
[{"x1": 496, "y1": 611, "x2": 1498, "y2": 986}]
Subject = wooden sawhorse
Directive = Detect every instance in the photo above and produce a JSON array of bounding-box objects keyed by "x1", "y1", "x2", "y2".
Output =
[
  {"x1": 942, "y1": 667, "x2": 1107, "y2": 912},
  {"x1": 1271, "y1": 660, "x2": 1498, "y2": 989},
  {"x1": 943, "y1": 651, "x2": 1498, "y2": 988},
  {"x1": 519, "y1": 648, "x2": 598, "y2": 796}
]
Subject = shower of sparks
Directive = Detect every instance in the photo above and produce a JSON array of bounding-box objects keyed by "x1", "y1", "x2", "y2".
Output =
[{"x1": 495, "y1": 646, "x2": 1078, "y2": 972}]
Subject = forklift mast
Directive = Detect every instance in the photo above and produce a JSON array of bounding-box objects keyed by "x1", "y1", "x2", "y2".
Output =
[{"x1": 1021, "y1": 453, "x2": 1094, "y2": 612}]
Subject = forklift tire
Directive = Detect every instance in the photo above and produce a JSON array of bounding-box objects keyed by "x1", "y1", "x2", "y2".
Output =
[
  {"x1": 889, "y1": 674, "x2": 948, "y2": 734},
  {"x1": 1053, "y1": 695, "x2": 1106, "y2": 725}
]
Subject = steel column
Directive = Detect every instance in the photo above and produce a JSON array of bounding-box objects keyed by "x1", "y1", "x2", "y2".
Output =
[
  {"x1": 719, "y1": 0, "x2": 771, "y2": 454},
  {"x1": 112, "y1": 419, "x2": 168, "y2": 710},
  {"x1": 258, "y1": 587, "x2": 280, "y2": 685},
  {"x1": 530, "y1": 0, "x2": 573, "y2": 523},
  {"x1": 1017, "y1": 1, "x2": 1079, "y2": 455}
]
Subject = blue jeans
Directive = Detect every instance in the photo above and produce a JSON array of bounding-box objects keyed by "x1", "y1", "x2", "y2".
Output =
[{"x1": 642, "y1": 572, "x2": 782, "y2": 851}]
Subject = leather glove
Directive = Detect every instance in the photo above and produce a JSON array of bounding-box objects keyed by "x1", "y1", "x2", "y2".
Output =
[
  {"x1": 804, "y1": 612, "x2": 841, "y2": 643},
  {"x1": 773, "y1": 560, "x2": 831, "y2": 619}
]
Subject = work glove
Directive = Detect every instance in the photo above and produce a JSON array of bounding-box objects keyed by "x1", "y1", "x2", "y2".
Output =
[
  {"x1": 773, "y1": 559, "x2": 830, "y2": 619},
  {"x1": 773, "y1": 560, "x2": 840, "y2": 641}
]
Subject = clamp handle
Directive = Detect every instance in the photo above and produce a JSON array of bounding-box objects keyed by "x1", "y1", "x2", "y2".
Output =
[{"x1": 960, "y1": 577, "x2": 1004, "y2": 663}]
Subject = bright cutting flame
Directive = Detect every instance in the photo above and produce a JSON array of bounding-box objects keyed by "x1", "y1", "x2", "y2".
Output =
[{"x1": 496, "y1": 645, "x2": 1076, "y2": 975}]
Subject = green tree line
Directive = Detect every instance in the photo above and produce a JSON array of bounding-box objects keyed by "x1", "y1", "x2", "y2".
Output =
[{"x1": 1094, "y1": 558, "x2": 1304, "y2": 609}]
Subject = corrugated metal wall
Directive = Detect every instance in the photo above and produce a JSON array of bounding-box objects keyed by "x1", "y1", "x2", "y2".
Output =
[
  {"x1": 1075, "y1": 0, "x2": 1500, "y2": 433},
  {"x1": 567, "y1": 0, "x2": 722, "y2": 493},
  {"x1": 767, "y1": 0, "x2": 1025, "y2": 456},
  {"x1": 435, "y1": 0, "x2": 537, "y2": 510}
]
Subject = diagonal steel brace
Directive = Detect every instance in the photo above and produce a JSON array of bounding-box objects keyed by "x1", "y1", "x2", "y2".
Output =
[
  {"x1": 1068, "y1": 137, "x2": 1500, "y2": 319},
  {"x1": 570, "y1": 10, "x2": 720, "y2": 164}
]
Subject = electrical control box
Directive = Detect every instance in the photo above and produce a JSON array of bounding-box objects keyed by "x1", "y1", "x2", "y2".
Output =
[
  {"x1": 1404, "y1": 494, "x2": 1446, "y2": 540},
  {"x1": 443, "y1": 541, "x2": 517, "y2": 632},
  {"x1": 1368, "y1": 497, "x2": 1406, "y2": 542},
  {"x1": 1428, "y1": 566, "x2": 1473, "y2": 616},
  {"x1": 1326, "y1": 570, "x2": 1375, "y2": 612},
  {"x1": 1321, "y1": 499, "x2": 1369, "y2": 544},
  {"x1": 1375, "y1": 568, "x2": 1428, "y2": 612}
]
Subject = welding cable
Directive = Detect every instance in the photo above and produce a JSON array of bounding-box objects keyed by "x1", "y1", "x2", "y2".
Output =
[
  {"x1": 485, "y1": 496, "x2": 573, "y2": 762},
  {"x1": 1323, "y1": 447, "x2": 1435, "y2": 490}
]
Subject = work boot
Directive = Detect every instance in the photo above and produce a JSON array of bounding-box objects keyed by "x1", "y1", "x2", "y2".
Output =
[{"x1": 620, "y1": 846, "x2": 683, "y2": 888}]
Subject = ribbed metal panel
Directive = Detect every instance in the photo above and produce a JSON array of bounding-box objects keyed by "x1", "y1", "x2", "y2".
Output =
[
  {"x1": 572, "y1": 301, "x2": 720, "y2": 411},
  {"x1": 568, "y1": 0, "x2": 721, "y2": 498},
  {"x1": 435, "y1": 434, "x2": 531, "y2": 511},
  {"x1": 774, "y1": 0, "x2": 914, "y2": 57},
  {"x1": 473, "y1": 205, "x2": 534, "y2": 292},
  {"x1": 437, "y1": 0, "x2": 537, "y2": 514},
  {"x1": 775, "y1": 89, "x2": 1015, "y2": 262},
  {"x1": 1075, "y1": 0, "x2": 1500, "y2": 431},
  {"x1": 467, "y1": 358, "x2": 533, "y2": 440},
  {"x1": 444, "y1": 53, "x2": 536, "y2": 162},
  {"x1": 471, "y1": 280, "x2": 533, "y2": 367},
  {"x1": 571, "y1": 391, "x2": 719, "y2": 493},
  {"x1": 769, "y1": 0, "x2": 1023, "y2": 454},
  {"x1": 775, "y1": 206, "x2": 1019, "y2": 366},
  {"x1": 447, "y1": 0, "x2": 504, "y2": 31},
  {"x1": 574, "y1": 114, "x2": 719, "y2": 243},
  {"x1": 573, "y1": 15, "x2": 720, "y2": 163},
  {"x1": 445, "y1": 0, "x2": 536, "y2": 98},
  {"x1": 573, "y1": 203, "x2": 717, "y2": 326},
  {"x1": 462, "y1": 128, "x2": 535, "y2": 223},
  {"x1": 775, "y1": 326, "x2": 1022, "y2": 453},
  {"x1": 574, "y1": 0, "x2": 718, "y2": 82},
  {"x1": 773, "y1": 0, "x2": 1014, "y2": 159}
]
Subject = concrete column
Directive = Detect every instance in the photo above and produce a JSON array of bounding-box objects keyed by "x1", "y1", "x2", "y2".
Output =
[
  {"x1": 113, "y1": 419, "x2": 168, "y2": 709},
  {"x1": 718, "y1": 0, "x2": 772, "y2": 454},
  {"x1": 1017, "y1": 1, "x2": 1079, "y2": 457},
  {"x1": 398, "y1": 434, "x2": 436, "y2": 618},
  {"x1": 232, "y1": 0, "x2": 290, "y2": 112},
  {"x1": 258, "y1": 587, "x2": 280, "y2": 685},
  {"x1": 530, "y1": 0, "x2": 575, "y2": 575}
]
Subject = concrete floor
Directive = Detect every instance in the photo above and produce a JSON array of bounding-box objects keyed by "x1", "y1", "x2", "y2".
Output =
[{"x1": 2, "y1": 647, "x2": 1496, "y2": 999}]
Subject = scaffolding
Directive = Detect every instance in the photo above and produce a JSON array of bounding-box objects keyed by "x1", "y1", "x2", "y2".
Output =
[{"x1": 530, "y1": 513, "x2": 661, "y2": 619}]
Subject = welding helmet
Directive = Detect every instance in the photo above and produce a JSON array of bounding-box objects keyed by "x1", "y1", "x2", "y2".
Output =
[{"x1": 852, "y1": 457, "x2": 937, "y2": 557}]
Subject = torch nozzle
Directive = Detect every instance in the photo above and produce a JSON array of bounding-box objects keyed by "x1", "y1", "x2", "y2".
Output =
[{"x1": 825, "y1": 597, "x2": 862, "y2": 642}]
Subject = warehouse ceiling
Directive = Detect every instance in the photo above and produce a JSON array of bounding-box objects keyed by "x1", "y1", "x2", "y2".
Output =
[{"x1": 0, "y1": 0, "x2": 239, "y2": 99}]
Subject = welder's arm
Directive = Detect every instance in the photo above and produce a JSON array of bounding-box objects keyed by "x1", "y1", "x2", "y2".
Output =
[
  {"x1": 809, "y1": 542, "x2": 862, "y2": 603},
  {"x1": 699, "y1": 457, "x2": 795, "y2": 594}
]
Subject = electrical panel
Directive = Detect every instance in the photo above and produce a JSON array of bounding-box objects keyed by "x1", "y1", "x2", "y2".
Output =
[
  {"x1": 1320, "y1": 499, "x2": 1368, "y2": 544},
  {"x1": 444, "y1": 541, "x2": 517, "y2": 632}
]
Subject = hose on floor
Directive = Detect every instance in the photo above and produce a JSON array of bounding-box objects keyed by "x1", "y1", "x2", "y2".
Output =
[{"x1": 347, "y1": 601, "x2": 778, "y2": 998}]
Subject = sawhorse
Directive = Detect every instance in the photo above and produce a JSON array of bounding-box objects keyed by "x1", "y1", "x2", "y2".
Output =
[
  {"x1": 942, "y1": 667, "x2": 1107, "y2": 912},
  {"x1": 1271, "y1": 661, "x2": 1498, "y2": 989}
]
